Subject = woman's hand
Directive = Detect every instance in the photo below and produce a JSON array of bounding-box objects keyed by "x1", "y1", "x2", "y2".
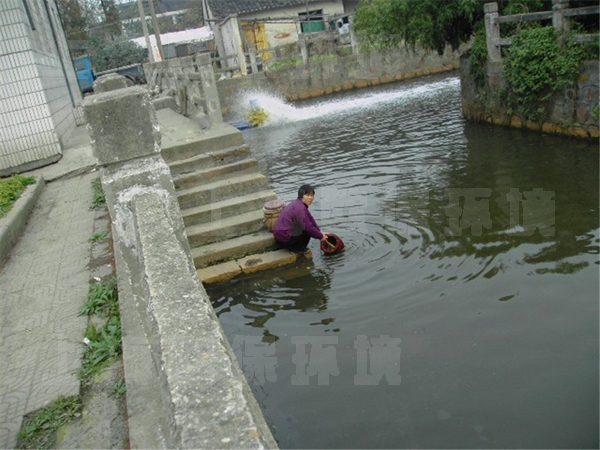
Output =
[{"x1": 320, "y1": 233, "x2": 330, "y2": 242}]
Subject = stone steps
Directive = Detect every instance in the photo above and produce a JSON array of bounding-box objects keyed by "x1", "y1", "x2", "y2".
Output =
[
  {"x1": 176, "y1": 173, "x2": 269, "y2": 211},
  {"x1": 162, "y1": 125, "x2": 244, "y2": 163},
  {"x1": 168, "y1": 145, "x2": 252, "y2": 177},
  {"x1": 191, "y1": 230, "x2": 278, "y2": 268},
  {"x1": 173, "y1": 159, "x2": 259, "y2": 190},
  {"x1": 197, "y1": 249, "x2": 312, "y2": 285},
  {"x1": 157, "y1": 109, "x2": 310, "y2": 283},
  {"x1": 181, "y1": 190, "x2": 276, "y2": 227},
  {"x1": 186, "y1": 210, "x2": 265, "y2": 247}
]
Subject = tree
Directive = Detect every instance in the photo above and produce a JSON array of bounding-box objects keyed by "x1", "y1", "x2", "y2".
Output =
[
  {"x1": 99, "y1": 0, "x2": 122, "y2": 40},
  {"x1": 87, "y1": 37, "x2": 147, "y2": 72},
  {"x1": 353, "y1": 0, "x2": 483, "y2": 55}
]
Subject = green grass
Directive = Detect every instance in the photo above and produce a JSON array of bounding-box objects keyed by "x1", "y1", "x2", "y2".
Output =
[
  {"x1": 266, "y1": 57, "x2": 302, "y2": 71},
  {"x1": 113, "y1": 379, "x2": 127, "y2": 398},
  {"x1": 16, "y1": 395, "x2": 81, "y2": 449},
  {"x1": 79, "y1": 278, "x2": 121, "y2": 385},
  {"x1": 89, "y1": 231, "x2": 107, "y2": 242},
  {"x1": 90, "y1": 177, "x2": 106, "y2": 210},
  {"x1": 80, "y1": 277, "x2": 118, "y2": 317},
  {"x1": 0, "y1": 175, "x2": 35, "y2": 218},
  {"x1": 79, "y1": 317, "x2": 122, "y2": 385}
]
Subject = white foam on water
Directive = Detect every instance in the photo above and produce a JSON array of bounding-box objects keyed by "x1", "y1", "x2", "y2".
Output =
[{"x1": 239, "y1": 77, "x2": 460, "y2": 126}]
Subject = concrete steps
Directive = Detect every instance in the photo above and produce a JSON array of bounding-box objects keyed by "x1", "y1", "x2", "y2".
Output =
[
  {"x1": 176, "y1": 173, "x2": 269, "y2": 210},
  {"x1": 197, "y1": 249, "x2": 313, "y2": 285},
  {"x1": 157, "y1": 110, "x2": 310, "y2": 285},
  {"x1": 191, "y1": 230, "x2": 277, "y2": 268},
  {"x1": 186, "y1": 210, "x2": 265, "y2": 247},
  {"x1": 181, "y1": 190, "x2": 276, "y2": 227},
  {"x1": 169, "y1": 145, "x2": 252, "y2": 177},
  {"x1": 173, "y1": 159, "x2": 259, "y2": 190},
  {"x1": 161, "y1": 124, "x2": 244, "y2": 163}
]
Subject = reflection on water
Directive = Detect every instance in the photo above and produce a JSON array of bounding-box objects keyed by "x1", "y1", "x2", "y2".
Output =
[{"x1": 207, "y1": 75, "x2": 599, "y2": 449}]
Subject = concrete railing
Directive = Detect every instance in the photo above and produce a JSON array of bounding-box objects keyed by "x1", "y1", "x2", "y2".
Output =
[
  {"x1": 143, "y1": 53, "x2": 223, "y2": 129},
  {"x1": 83, "y1": 76, "x2": 277, "y2": 449},
  {"x1": 484, "y1": 0, "x2": 600, "y2": 62}
]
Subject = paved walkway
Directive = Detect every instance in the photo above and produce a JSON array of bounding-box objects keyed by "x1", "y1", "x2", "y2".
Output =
[{"x1": 0, "y1": 132, "x2": 97, "y2": 448}]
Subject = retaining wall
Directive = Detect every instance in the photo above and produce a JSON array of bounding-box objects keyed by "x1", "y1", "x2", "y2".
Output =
[
  {"x1": 460, "y1": 56, "x2": 600, "y2": 138},
  {"x1": 217, "y1": 44, "x2": 467, "y2": 116}
]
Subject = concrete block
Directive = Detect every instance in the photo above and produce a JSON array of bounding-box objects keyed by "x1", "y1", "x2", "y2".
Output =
[
  {"x1": 83, "y1": 87, "x2": 161, "y2": 166},
  {"x1": 197, "y1": 260, "x2": 242, "y2": 284},
  {"x1": 93, "y1": 73, "x2": 128, "y2": 93},
  {"x1": 238, "y1": 249, "x2": 312, "y2": 274}
]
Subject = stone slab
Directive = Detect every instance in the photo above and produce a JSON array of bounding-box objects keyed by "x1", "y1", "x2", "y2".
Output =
[
  {"x1": 197, "y1": 260, "x2": 242, "y2": 284},
  {"x1": 238, "y1": 249, "x2": 312, "y2": 274}
]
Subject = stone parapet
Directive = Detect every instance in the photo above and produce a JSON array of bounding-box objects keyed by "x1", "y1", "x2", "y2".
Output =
[
  {"x1": 144, "y1": 53, "x2": 223, "y2": 130},
  {"x1": 82, "y1": 85, "x2": 278, "y2": 448}
]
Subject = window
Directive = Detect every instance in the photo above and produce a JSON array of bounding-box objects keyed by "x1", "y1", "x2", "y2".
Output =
[{"x1": 299, "y1": 9, "x2": 324, "y2": 33}]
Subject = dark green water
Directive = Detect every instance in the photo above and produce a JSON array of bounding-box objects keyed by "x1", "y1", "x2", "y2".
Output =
[{"x1": 208, "y1": 76, "x2": 599, "y2": 448}]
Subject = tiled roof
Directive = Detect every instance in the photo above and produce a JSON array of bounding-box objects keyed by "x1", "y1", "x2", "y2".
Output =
[{"x1": 206, "y1": 0, "x2": 323, "y2": 19}]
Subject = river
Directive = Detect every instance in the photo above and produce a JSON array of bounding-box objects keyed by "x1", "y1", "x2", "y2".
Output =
[{"x1": 207, "y1": 74, "x2": 599, "y2": 449}]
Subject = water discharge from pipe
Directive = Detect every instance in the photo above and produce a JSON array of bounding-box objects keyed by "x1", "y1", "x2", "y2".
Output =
[{"x1": 238, "y1": 78, "x2": 460, "y2": 126}]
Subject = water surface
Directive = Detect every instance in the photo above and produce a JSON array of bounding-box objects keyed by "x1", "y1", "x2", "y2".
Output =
[{"x1": 208, "y1": 75, "x2": 599, "y2": 449}]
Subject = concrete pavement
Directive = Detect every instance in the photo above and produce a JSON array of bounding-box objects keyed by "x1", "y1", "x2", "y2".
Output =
[{"x1": 0, "y1": 127, "x2": 98, "y2": 449}]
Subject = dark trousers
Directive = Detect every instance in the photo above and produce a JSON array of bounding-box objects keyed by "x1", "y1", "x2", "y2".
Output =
[{"x1": 278, "y1": 231, "x2": 311, "y2": 252}]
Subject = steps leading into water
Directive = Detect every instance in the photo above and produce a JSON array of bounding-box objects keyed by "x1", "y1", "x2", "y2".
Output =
[
  {"x1": 181, "y1": 190, "x2": 276, "y2": 227},
  {"x1": 169, "y1": 145, "x2": 252, "y2": 177},
  {"x1": 157, "y1": 110, "x2": 309, "y2": 284},
  {"x1": 173, "y1": 159, "x2": 259, "y2": 190},
  {"x1": 197, "y1": 249, "x2": 312, "y2": 284}
]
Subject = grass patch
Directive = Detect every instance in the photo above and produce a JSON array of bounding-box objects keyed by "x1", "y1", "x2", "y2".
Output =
[
  {"x1": 79, "y1": 317, "x2": 122, "y2": 385},
  {"x1": 113, "y1": 379, "x2": 127, "y2": 398},
  {"x1": 0, "y1": 175, "x2": 35, "y2": 218},
  {"x1": 80, "y1": 277, "x2": 118, "y2": 318},
  {"x1": 89, "y1": 231, "x2": 107, "y2": 242},
  {"x1": 16, "y1": 395, "x2": 81, "y2": 449},
  {"x1": 90, "y1": 177, "x2": 106, "y2": 210},
  {"x1": 266, "y1": 57, "x2": 302, "y2": 71},
  {"x1": 79, "y1": 278, "x2": 121, "y2": 385}
]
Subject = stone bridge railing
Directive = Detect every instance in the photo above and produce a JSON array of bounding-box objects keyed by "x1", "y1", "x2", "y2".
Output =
[
  {"x1": 83, "y1": 75, "x2": 277, "y2": 449},
  {"x1": 143, "y1": 53, "x2": 223, "y2": 129}
]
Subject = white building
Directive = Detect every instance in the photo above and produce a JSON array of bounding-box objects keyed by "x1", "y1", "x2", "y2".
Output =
[
  {"x1": 0, "y1": 0, "x2": 82, "y2": 176},
  {"x1": 202, "y1": 0, "x2": 348, "y2": 70}
]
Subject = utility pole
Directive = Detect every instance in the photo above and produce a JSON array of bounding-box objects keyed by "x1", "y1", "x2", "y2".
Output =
[
  {"x1": 147, "y1": 0, "x2": 164, "y2": 60},
  {"x1": 136, "y1": 0, "x2": 154, "y2": 62}
]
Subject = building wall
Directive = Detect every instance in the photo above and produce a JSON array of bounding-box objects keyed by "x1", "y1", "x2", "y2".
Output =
[
  {"x1": 239, "y1": 1, "x2": 345, "y2": 49},
  {"x1": 0, "y1": 0, "x2": 81, "y2": 175}
]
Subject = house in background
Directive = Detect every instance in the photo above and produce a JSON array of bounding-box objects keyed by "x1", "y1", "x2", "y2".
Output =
[
  {"x1": 0, "y1": 0, "x2": 82, "y2": 176},
  {"x1": 202, "y1": 0, "x2": 349, "y2": 72},
  {"x1": 131, "y1": 26, "x2": 214, "y2": 62}
]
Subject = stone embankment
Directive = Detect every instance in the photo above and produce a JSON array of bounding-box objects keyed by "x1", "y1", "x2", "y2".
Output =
[
  {"x1": 216, "y1": 44, "x2": 466, "y2": 116},
  {"x1": 461, "y1": 57, "x2": 599, "y2": 139}
]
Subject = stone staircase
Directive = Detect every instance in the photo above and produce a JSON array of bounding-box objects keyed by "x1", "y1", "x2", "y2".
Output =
[{"x1": 157, "y1": 109, "x2": 311, "y2": 284}]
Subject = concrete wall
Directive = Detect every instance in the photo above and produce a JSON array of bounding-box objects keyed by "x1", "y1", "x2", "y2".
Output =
[
  {"x1": 460, "y1": 56, "x2": 600, "y2": 139},
  {"x1": 83, "y1": 80, "x2": 277, "y2": 449},
  {"x1": 217, "y1": 43, "x2": 464, "y2": 115},
  {"x1": 0, "y1": 0, "x2": 81, "y2": 176}
]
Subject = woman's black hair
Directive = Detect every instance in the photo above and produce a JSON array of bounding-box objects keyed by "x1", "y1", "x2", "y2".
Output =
[{"x1": 298, "y1": 184, "x2": 316, "y2": 198}]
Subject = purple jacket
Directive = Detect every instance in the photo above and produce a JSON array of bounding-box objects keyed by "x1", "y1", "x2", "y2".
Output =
[{"x1": 273, "y1": 198, "x2": 323, "y2": 243}]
